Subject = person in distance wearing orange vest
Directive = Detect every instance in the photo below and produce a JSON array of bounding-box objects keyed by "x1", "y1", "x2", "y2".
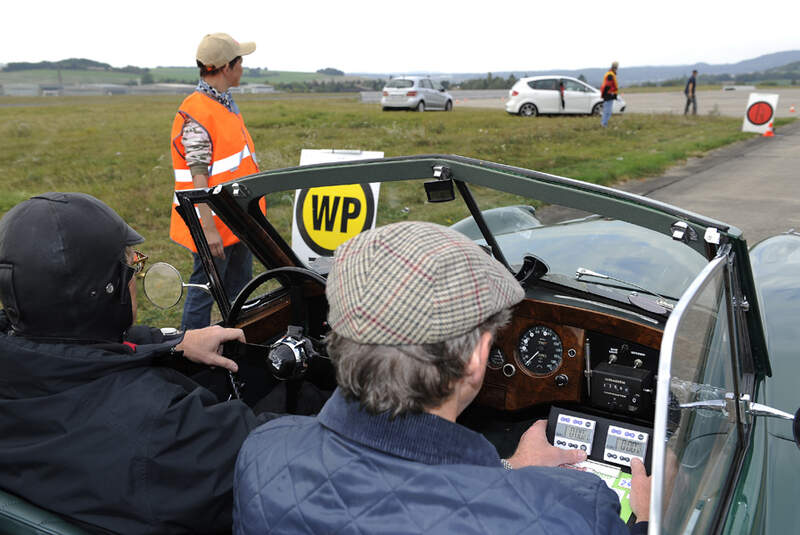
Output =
[
  {"x1": 600, "y1": 61, "x2": 619, "y2": 127},
  {"x1": 170, "y1": 33, "x2": 260, "y2": 330}
]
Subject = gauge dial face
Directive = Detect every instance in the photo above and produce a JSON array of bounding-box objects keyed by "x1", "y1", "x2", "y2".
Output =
[
  {"x1": 488, "y1": 346, "x2": 505, "y2": 370},
  {"x1": 518, "y1": 325, "x2": 563, "y2": 376}
]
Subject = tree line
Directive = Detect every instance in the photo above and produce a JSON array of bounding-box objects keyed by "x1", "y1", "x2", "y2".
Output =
[
  {"x1": 3, "y1": 59, "x2": 149, "y2": 75},
  {"x1": 635, "y1": 62, "x2": 800, "y2": 87},
  {"x1": 271, "y1": 79, "x2": 386, "y2": 93},
  {"x1": 457, "y1": 73, "x2": 519, "y2": 90}
]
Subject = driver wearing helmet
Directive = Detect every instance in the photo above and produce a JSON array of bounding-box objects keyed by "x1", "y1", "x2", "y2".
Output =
[{"x1": 0, "y1": 193, "x2": 258, "y2": 534}]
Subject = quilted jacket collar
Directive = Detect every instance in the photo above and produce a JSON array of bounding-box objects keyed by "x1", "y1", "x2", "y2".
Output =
[{"x1": 318, "y1": 388, "x2": 502, "y2": 467}]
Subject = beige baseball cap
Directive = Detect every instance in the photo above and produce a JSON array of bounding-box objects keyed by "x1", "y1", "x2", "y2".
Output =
[{"x1": 196, "y1": 33, "x2": 256, "y2": 69}]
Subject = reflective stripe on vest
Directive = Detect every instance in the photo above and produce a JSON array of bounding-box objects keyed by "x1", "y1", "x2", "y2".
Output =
[
  {"x1": 173, "y1": 144, "x2": 253, "y2": 184},
  {"x1": 169, "y1": 91, "x2": 261, "y2": 252}
]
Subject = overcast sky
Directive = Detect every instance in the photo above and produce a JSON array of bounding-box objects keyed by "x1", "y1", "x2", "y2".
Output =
[{"x1": 3, "y1": 0, "x2": 798, "y2": 74}]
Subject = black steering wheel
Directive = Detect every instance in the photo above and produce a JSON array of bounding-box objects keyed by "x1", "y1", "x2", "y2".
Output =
[
  {"x1": 221, "y1": 266, "x2": 329, "y2": 407},
  {"x1": 225, "y1": 266, "x2": 328, "y2": 329}
]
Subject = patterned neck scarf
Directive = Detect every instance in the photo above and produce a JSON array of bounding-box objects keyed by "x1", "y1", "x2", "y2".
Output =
[{"x1": 196, "y1": 79, "x2": 235, "y2": 113}]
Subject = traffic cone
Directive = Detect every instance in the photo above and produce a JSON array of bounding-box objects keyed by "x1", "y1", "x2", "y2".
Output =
[
  {"x1": 791, "y1": 105, "x2": 796, "y2": 113},
  {"x1": 763, "y1": 122, "x2": 775, "y2": 137}
]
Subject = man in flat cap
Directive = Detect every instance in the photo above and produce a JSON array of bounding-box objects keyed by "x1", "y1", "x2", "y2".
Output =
[
  {"x1": 234, "y1": 222, "x2": 651, "y2": 534},
  {"x1": 170, "y1": 32, "x2": 261, "y2": 331}
]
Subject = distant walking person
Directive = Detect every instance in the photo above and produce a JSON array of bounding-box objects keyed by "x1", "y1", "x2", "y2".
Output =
[
  {"x1": 170, "y1": 33, "x2": 261, "y2": 330},
  {"x1": 600, "y1": 61, "x2": 619, "y2": 127},
  {"x1": 684, "y1": 69, "x2": 698, "y2": 115}
]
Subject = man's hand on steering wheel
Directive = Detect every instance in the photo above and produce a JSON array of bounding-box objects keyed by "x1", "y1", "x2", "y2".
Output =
[{"x1": 176, "y1": 325, "x2": 245, "y2": 372}]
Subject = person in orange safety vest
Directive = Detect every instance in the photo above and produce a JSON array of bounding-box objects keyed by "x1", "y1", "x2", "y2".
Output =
[
  {"x1": 170, "y1": 32, "x2": 261, "y2": 330},
  {"x1": 599, "y1": 61, "x2": 619, "y2": 128}
]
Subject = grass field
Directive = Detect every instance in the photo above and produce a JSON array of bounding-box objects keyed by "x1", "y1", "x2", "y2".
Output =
[{"x1": 0, "y1": 94, "x2": 788, "y2": 327}]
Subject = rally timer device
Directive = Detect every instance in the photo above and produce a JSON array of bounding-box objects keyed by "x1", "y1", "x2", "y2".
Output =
[{"x1": 545, "y1": 407, "x2": 652, "y2": 470}]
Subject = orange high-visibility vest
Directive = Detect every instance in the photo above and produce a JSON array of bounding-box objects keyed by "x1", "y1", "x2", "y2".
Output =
[
  {"x1": 169, "y1": 91, "x2": 260, "y2": 252},
  {"x1": 600, "y1": 70, "x2": 618, "y2": 98}
]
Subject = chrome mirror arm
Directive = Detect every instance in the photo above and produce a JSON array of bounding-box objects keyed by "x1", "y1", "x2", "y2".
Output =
[
  {"x1": 679, "y1": 398, "x2": 728, "y2": 411},
  {"x1": 680, "y1": 393, "x2": 796, "y2": 424},
  {"x1": 184, "y1": 282, "x2": 212, "y2": 295},
  {"x1": 739, "y1": 394, "x2": 795, "y2": 420}
]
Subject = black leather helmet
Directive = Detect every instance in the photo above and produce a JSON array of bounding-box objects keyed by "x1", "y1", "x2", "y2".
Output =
[{"x1": 0, "y1": 192, "x2": 144, "y2": 342}]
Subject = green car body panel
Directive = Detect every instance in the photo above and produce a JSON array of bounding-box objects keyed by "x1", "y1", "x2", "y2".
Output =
[{"x1": 724, "y1": 233, "x2": 800, "y2": 535}]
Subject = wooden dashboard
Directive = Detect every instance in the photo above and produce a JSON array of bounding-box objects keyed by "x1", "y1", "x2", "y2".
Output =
[{"x1": 476, "y1": 298, "x2": 663, "y2": 411}]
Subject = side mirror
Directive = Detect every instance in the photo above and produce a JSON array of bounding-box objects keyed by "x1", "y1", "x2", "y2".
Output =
[
  {"x1": 795, "y1": 407, "x2": 800, "y2": 449},
  {"x1": 143, "y1": 262, "x2": 185, "y2": 309}
]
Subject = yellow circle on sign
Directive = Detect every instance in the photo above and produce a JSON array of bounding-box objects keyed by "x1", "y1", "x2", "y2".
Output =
[{"x1": 300, "y1": 184, "x2": 372, "y2": 252}]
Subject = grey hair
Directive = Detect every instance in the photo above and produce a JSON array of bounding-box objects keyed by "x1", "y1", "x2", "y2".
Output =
[{"x1": 327, "y1": 308, "x2": 512, "y2": 417}]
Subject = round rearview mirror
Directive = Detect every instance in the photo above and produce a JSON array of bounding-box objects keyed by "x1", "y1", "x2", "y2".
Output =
[{"x1": 143, "y1": 262, "x2": 184, "y2": 309}]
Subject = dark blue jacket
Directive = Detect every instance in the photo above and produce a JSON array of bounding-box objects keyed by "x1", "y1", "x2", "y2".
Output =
[
  {"x1": 0, "y1": 312, "x2": 257, "y2": 534},
  {"x1": 235, "y1": 388, "x2": 646, "y2": 534}
]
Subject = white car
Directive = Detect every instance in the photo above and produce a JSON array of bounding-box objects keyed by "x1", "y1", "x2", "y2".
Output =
[
  {"x1": 505, "y1": 75, "x2": 626, "y2": 117},
  {"x1": 381, "y1": 76, "x2": 453, "y2": 112}
]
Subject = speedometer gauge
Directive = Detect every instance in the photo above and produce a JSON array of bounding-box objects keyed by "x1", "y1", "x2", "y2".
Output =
[{"x1": 517, "y1": 325, "x2": 563, "y2": 376}]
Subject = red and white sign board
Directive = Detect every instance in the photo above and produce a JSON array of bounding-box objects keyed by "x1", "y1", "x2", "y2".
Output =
[
  {"x1": 291, "y1": 149, "x2": 383, "y2": 263},
  {"x1": 742, "y1": 93, "x2": 779, "y2": 134}
]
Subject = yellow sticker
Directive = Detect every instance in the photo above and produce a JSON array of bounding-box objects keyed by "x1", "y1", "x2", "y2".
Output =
[{"x1": 295, "y1": 184, "x2": 375, "y2": 255}]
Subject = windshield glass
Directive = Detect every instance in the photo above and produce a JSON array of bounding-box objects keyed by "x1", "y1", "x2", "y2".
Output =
[
  {"x1": 385, "y1": 79, "x2": 414, "y2": 88},
  {"x1": 654, "y1": 257, "x2": 741, "y2": 533},
  {"x1": 246, "y1": 177, "x2": 706, "y2": 303}
]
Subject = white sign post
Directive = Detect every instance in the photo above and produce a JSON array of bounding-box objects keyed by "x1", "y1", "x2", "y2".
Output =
[
  {"x1": 742, "y1": 93, "x2": 779, "y2": 135},
  {"x1": 291, "y1": 149, "x2": 383, "y2": 263}
]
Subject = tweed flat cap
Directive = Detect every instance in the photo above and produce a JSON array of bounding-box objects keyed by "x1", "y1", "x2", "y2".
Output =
[{"x1": 326, "y1": 221, "x2": 524, "y2": 345}]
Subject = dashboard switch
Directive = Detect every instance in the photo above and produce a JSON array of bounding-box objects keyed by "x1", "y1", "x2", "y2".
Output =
[{"x1": 555, "y1": 374, "x2": 569, "y2": 387}]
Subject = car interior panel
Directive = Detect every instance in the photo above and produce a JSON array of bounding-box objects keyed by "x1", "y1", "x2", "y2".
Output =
[{"x1": 168, "y1": 157, "x2": 696, "y2": 485}]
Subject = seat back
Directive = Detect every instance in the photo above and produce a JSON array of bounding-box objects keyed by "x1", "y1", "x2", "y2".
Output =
[{"x1": 0, "y1": 488, "x2": 91, "y2": 535}]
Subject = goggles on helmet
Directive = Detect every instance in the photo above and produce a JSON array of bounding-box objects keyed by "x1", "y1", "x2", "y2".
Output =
[{"x1": 128, "y1": 250, "x2": 148, "y2": 278}]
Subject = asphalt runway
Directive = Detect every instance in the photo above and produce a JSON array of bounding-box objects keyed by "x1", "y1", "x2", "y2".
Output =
[
  {"x1": 441, "y1": 88, "x2": 800, "y2": 244},
  {"x1": 533, "y1": 118, "x2": 800, "y2": 245},
  {"x1": 614, "y1": 88, "x2": 800, "y2": 119},
  {"x1": 627, "y1": 119, "x2": 800, "y2": 245}
]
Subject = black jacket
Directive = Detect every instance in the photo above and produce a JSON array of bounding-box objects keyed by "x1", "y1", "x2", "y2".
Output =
[{"x1": 0, "y1": 312, "x2": 256, "y2": 534}]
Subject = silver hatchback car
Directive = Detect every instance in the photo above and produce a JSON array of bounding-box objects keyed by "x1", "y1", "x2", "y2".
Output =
[{"x1": 381, "y1": 76, "x2": 454, "y2": 112}]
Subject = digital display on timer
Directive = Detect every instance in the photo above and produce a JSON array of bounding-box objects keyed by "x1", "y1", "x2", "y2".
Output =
[
  {"x1": 607, "y1": 436, "x2": 646, "y2": 457},
  {"x1": 560, "y1": 424, "x2": 593, "y2": 443}
]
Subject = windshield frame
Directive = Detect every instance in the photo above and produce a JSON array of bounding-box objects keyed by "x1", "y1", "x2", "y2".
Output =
[{"x1": 175, "y1": 154, "x2": 768, "y2": 375}]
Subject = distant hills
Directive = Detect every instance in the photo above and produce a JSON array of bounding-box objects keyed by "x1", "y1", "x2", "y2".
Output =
[
  {"x1": 3, "y1": 50, "x2": 800, "y2": 89},
  {"x1": 353, "y1": 50, "x2": 800, "y2": 86}
]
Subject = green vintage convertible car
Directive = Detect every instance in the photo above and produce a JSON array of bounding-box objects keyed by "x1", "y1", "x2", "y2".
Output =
[{"x1": 2, "y1": 155, "x2": 799, "y2": 534}]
